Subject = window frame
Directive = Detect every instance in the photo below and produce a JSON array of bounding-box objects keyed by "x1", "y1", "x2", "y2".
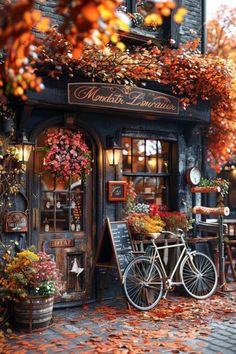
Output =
[
  {"x1": 121, "y1": 1, "x2": 172, "y2": 42},
  {"x1": 121, "y1": 131, "x2": 178, "y2": 209}
]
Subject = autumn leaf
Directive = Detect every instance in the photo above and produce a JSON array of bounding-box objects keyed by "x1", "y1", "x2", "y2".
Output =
[{"x1": 36, "y1": 17, "x2": 50, "y2": 32}]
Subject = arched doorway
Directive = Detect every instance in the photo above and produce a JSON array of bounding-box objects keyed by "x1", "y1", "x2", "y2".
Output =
[{"x1": 29, "y1": 126, "x2": 95, "y2": 303}]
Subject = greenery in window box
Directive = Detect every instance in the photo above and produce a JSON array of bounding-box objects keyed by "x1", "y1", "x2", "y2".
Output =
[{"x1": 198, "y1": 178, "x2": 230, "y2": 198}]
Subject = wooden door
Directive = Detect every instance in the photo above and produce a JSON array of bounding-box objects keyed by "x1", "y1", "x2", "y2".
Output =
[{"x1": 30, "y1": 127, "x2": 93, "y2": 303}]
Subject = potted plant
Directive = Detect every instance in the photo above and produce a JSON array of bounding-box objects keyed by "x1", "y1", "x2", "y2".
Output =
[
  {"x1": 0, "y1": 247, "x2": 65, "y2": 331},
  {"x1": 191, "y1": 177, "x2": 230, "y2": 197}
]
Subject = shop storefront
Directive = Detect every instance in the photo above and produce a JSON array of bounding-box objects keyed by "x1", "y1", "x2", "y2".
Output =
[{"x1": 0, "y1": 77, "x2": 210, "y2": 305}]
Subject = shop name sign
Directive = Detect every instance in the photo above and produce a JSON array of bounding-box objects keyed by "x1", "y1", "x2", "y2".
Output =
[
  {"x1": 50, "y1": 239, "x2": 75, "y2": 248},
  {"x1": 68, "y1": 83, "x2": 179, "y2": 115}
]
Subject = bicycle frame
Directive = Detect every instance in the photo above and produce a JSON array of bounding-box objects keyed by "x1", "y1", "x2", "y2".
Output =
[
  {"x1": 146, "y1": 231, "x2": 197, "y2": 289},
  {"x1": 123, "y1": 229, "x2": 218, "y2": 310}
]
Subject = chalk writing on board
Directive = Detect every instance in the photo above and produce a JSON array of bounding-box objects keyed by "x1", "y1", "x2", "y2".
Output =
[{"x1": 109, "y1": 221, "x2": 133, "y2": 274}]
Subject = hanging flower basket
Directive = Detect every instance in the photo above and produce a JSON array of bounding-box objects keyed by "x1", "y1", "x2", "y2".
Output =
[{"x1": 44, "y1": 129, "x2": 92, "y2": 179}]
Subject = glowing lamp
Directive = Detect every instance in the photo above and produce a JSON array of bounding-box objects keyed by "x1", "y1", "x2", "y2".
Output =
[
  {"x1": 15, "y1": 131, "x2": 34, "y2": 163},
  {"x1": 105, "y1": 139, "x2": 122, "y2": 166}
]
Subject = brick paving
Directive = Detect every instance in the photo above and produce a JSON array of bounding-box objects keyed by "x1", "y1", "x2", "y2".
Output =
[{"x1": 1, "y1": 290, "x2": 236, "y2": 354}]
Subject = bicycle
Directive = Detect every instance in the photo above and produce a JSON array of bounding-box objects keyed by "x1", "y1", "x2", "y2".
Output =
[{"x1": 122, "y1": 229, "x2": 218, "y2": 311}]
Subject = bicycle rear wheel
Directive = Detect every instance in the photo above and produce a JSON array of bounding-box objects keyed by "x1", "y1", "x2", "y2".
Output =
[
  {"x1": 180, "y1": 252, "x2": 217, "y2": 299},
  {"x1": 123, "y1": 256, "x2": 164, "y2": 311}
]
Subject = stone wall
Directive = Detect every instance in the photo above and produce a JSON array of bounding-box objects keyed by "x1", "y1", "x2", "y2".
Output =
[
  {"x1": 0, "y1": 0, "x2": 204, "y2": 48},
  {"x1": 178, "y1": 0, "x2": 203, "y2": 46},
  {"x1": 34, "y1": 0, "x2": 63, "y2": 26}
]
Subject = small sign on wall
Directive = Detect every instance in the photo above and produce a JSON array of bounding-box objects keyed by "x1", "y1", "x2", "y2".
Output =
[
  {"x1": 3, "y1": 211, "x2": 28, "y2": 232},
  {"x1": 50, "y1": 239, "x2": 75, "y2": 248},
  {"x1": 108, "y1": 181, "x2": 127, "y2": 201}
]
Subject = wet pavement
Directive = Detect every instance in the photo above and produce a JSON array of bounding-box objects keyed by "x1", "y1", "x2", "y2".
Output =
[{"x1": 1, "y1": 289, "x2": 236, "y2": 354}]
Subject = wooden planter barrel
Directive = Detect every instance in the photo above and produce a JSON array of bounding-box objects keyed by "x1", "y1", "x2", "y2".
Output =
[{"x1": 13, "y1": 295, "x2": 54, "y2": 332}]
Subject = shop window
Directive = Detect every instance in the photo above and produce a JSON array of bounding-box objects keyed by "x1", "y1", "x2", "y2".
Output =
[
  {"x1": 122, "y1": 136, "x2": 176, "y2": 207},
  {"x1": 119, "y1": 1, "x2": 171, "y2": 40},
  {"x1": 34, "y1": 128, "x2": 91, "y2": 233}
]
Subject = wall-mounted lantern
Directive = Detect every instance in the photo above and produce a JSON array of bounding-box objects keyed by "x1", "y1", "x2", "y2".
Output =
[
  {"x1": 105, "y1": 137, "x2": 122, "y2": 166},
  {"x1": 14, "y1": 131, "x2": 34, "y2": 163}
]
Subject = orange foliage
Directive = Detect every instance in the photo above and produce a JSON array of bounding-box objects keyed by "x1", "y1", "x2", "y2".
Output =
[
  {"x1": 0, "y1": 0, "x2": 49, "y2": 100},
  {"x1": 1, "y1": 2, "x2": 234, "y2": 172},
  {"x1": 207, "y1": 5, "x2": 236, "y2": 172},
  {"x1": 0, "y1": 294, "x2": 236, "y2": 353},
  {"x1": 39, "y1": 34, "x2": 236, "y2": 172},
  {"x1": 56, "y1": 0, "x2": 130, "y2": 59},
  {"x1": 0, "y1": 1, "x2": 186, "y2": 97},
  {"x1": 207, "y1": 5, "x2": 236, "y2": 60}
]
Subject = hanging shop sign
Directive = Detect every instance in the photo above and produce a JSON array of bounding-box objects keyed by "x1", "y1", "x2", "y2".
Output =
[{"x1": 68, "y1": 83, "x2": 179, "y2": 115}]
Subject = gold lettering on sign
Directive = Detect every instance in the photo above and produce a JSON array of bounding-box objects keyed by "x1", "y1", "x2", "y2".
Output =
[
  {"x1": 127, "y1": 92, "x2": 176, "y2": 111},
  {"x1": 74, "y1": 87, "x2": 125, "y2": 105},
  {"x1": 50, "y1": 239, "x2": 75, "y2": 248},
  {"x1": 68, "y1": 83, "x2": 179, "y2": 115}
]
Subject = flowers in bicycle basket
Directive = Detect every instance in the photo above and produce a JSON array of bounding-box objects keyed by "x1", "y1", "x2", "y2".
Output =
[
  {"x1": 44, "y1": 129, "x2": 92, "y2": 179},
  {"x1": 126, "y1": 213, "x2": 165, "y2": 234},
  {"x1": 125, "y1": 201, "x2": 192, "y2": 235},
  {"x1": 150, "y1": 206, "x2": 192, "y2": 232}
]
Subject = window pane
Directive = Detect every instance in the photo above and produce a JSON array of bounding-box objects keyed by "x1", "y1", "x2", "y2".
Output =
[
  {"x1": 71, "y1": 192, "x2": 83, "y2": 232},
  {"x1": 41, "y1": 211, "x2": 54, "y2": 233},
  {"x1": 55, "y1": 192, "x2": 69, "y2": 232},
  {"x1": 146, "y1": 157, "x2": 157, "y2": 173},
  {"x1": 41, "y1": 174, "x2": 54, "y2": 190},
  {"x1": 130, "y1": 176, "x2": 144, "y2": 198},
  {"x1": 133, "y1": 139, "x2": 145, "y2": 156},
  {"x1": 55, "y1": 177, "x2": 69, "y2": 190},
  {"x1": 158, "y1": 141, "x2": 169, "y2": 173},
  {"x1": 146, "y1": 140, "x2": 157, "y2": 157},
  {"x1": 42, "y1": 192, "x2": 54, "y2": 210},
  {"x1": 133, "y1": 156, "x2": 145, "y2": 172},
  {"x1": 123, "y1": 176, "x2": 169, "y2": 207},
  {"x1": 122, "y1": 137, "x2": 131, "y2": 155},
  {"x1": 123, "y1": 155, "x2": 132, "y2": 172}
]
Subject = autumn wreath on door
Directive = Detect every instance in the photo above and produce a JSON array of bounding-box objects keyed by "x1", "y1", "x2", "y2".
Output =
[{"x1": 44, "y1": 129, "x2": 92, "y2": 179}]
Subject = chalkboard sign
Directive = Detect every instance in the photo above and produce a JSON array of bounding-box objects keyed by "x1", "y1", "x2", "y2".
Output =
[
  {"x1": 83, "y1": 218, "x2": 134, "y2": 305},
  {"x1": 107, "y1": 219, "x2": 133, "y2": 277}
]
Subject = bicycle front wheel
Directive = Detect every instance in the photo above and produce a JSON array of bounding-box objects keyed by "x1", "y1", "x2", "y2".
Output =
[
  {"x1": 180, "y1": 252, "x2": 217, "y2": 299},
  {"x1": 123, "y1": 256, "x2": 164, "y2": 311}
]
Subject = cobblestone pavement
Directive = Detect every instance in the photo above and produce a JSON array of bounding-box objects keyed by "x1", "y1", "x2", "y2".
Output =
[{"x1": 1, "y1": 291, "x2": 236, "y2": 354}]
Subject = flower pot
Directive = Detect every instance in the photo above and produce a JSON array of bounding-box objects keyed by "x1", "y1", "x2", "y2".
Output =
[{"x1": 13, "y1": 295, "x2": 54, "y2": 332}]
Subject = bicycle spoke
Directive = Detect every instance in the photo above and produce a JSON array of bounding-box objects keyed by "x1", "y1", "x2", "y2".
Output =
[
  {"x1": 181, "y1": 252, "x2": 217, "y2": 299},
  {"x1": 123, "y1": 257, "x2": 163, "y2": 310}
]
